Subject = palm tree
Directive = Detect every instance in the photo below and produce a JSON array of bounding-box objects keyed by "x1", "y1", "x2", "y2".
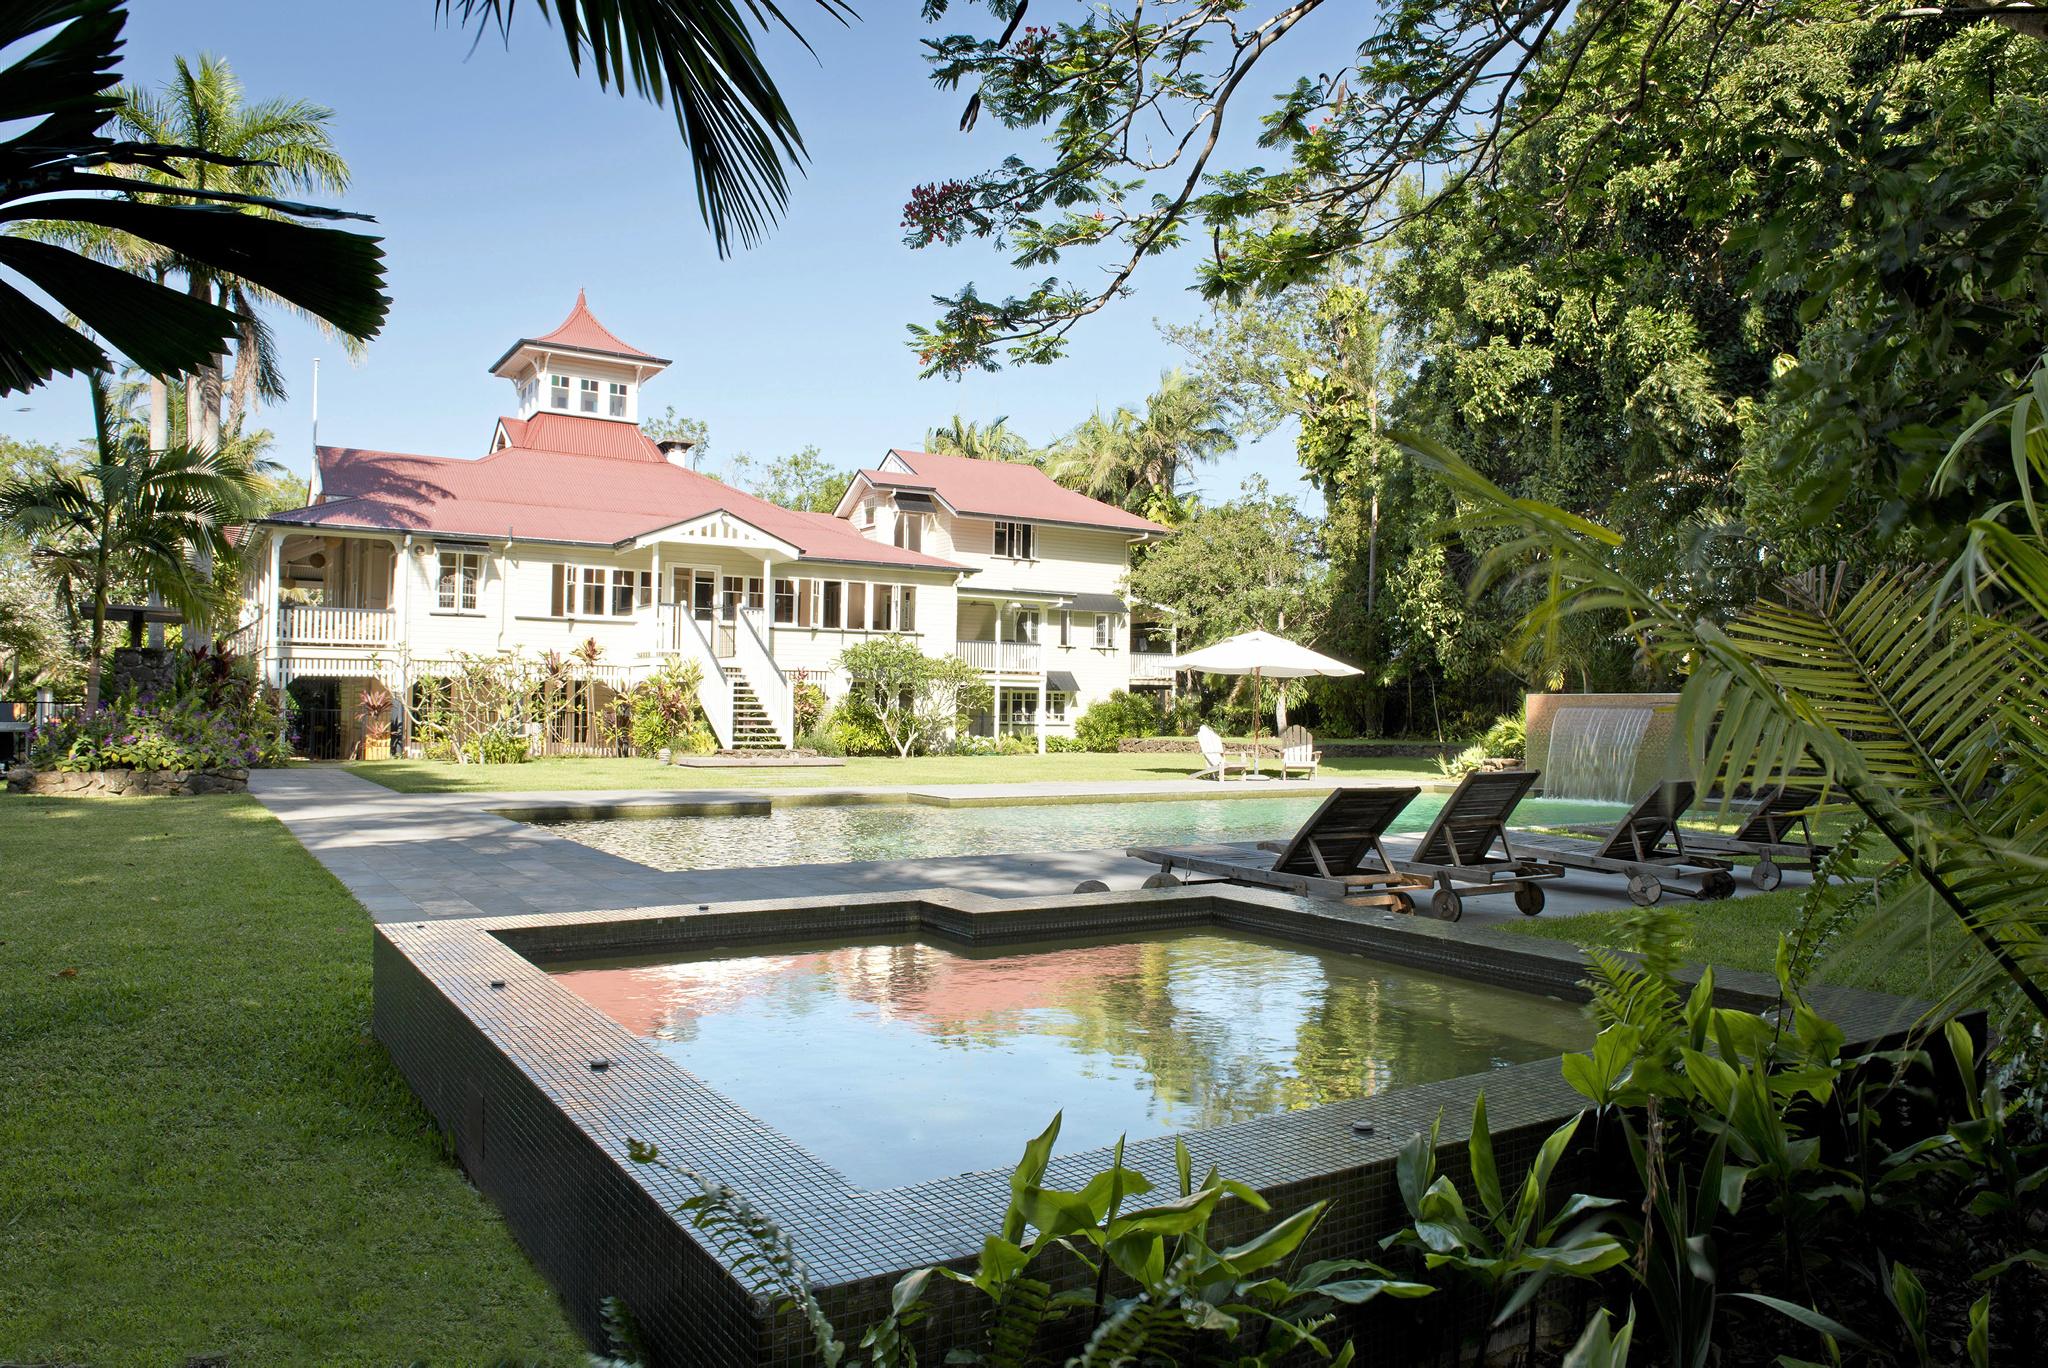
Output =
[
  {"x1": 1048, "y1": 371, "x2": 1233, "y2": 520},
  {"x1": 0, "y1": 373, "x2": 262, "y2": 710},
  {"x1": 924, "y1": 415, "x2": 1037, "y2": 464},
  {"x1": 0, "y1": 1, "x2": 389, "y2": 398},
  {"x1": 111, "y1": 53, "x2": 358, "y2": 449}
]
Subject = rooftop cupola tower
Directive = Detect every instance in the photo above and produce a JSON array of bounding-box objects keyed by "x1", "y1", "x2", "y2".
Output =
[{"x1": 489, "y1": 291, "x2": 670, "y2": 424}]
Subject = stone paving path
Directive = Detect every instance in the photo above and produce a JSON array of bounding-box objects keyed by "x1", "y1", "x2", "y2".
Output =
[{"x1": 250, "y1": 765, "x2": 1805, "y2": 927}]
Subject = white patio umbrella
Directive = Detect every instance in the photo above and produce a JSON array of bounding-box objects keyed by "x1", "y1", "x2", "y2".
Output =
[{"x1": 1171, "y1": 629, "x2": 1362, "y2": 775}]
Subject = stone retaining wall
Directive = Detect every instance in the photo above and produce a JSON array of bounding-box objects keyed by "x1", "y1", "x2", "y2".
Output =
[
  {"x1": 5, "y1": 766, "x2": 250, "y2": 796},
  {"x1": 1119, "y1": 735, "x2": 1459, "y2": 759}
]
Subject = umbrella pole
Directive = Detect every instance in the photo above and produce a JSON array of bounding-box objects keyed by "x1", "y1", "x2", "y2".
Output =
[{"x1": 1251, "y1": 668, "x2": 1262, "y2": 779}]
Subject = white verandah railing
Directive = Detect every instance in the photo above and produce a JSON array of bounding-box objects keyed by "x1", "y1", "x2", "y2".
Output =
[{"x1": 277, "y1": 605, "x2": 394, "y2": 647}]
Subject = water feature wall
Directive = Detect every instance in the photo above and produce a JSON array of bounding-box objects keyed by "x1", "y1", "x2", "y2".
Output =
[{"x1": 1524, "y1": 692, "x2": 1684, "y2": 802}]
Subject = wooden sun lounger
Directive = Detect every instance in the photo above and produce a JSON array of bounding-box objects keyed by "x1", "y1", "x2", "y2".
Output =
[
  {"x1": 1126, "y1": 786, "x2": 1431, "y2": 909},
  {"x1": 1677, "y1": 785, "x2": 1832, "y2": 890},
  {"x1": 1512, "y1": 781, "x2": 1737, "y2": 905},
  {"x1": 1392, "y1": 768, "x2": 1564, "y2": 921}
]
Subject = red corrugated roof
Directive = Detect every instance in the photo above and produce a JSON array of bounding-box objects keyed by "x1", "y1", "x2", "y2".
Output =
[
  {"x1": 531, "y1": 289, "x2": 662, "y2": 362},
  {"x1": 270, "y1": 418, "x2": 964, "y2": 572},
  {"x1": 861, "y1": 449, "x2": 1166, "y2": 534}
]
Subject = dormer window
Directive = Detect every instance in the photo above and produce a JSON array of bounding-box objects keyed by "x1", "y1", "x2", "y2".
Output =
[
  {"x1": 549, "y1": 374, "x2": 569, "y2": 409},
  {"x1": 608, "y1": 382, "x2": 628, "y2": 418},
  {"x1": 579, "y1": 378, "x2": 600, "y2": 413}
]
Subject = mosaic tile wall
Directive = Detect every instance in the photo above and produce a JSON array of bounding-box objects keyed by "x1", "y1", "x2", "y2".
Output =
[{"x1": 373, "y1": 885, "x2": 1926, "y2": 1366}]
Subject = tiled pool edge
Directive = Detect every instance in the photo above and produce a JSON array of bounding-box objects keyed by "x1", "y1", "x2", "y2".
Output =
[
  {"x1": 373, "y1": 886, "x2": 1925, "y2": 1366},
  {"x1": 484, "y1": 776, "x2": 1458, "y2": 825}
]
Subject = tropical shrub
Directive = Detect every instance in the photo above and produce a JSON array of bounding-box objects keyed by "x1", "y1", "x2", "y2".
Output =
[
  {"x1": 409, "y1": 654, "x2": 537, "y2": 766},
  {"x1": 624, "y1": 1115, "x2": 1431, "y2": 1366},
  {"x1": 628, "y1": 657, "x2": 707, "y2": 755},
  {"x1": 792, "y1": 681, "x2": 827, "y2": 736},
  {"x1": 1435, "y1": 743, "x2": 1492, "y2": 778},
  {"x1": 1480, "y1": 712, "x2": 1525, "y2": 759},
  {"x1": 1074, "y1": 689, "x2": 1163, "y2": 751},
  {"x1": 818, "y1": 705, "x2": 893, "y2": 758},
  {"x1": 28, "y1": 645, "x2": 287, "y2": 772}
]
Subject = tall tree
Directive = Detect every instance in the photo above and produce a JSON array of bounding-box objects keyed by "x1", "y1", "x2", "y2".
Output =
[
  {"x1": 1124, "y1": 479, "x2": 1325, "y2": 647},
  {"x1": 743, "y1": 444, "x2": 853, "y2": 512},
  {"x1": 0, "y1": 373, "x2": 262, "y2": 708}
]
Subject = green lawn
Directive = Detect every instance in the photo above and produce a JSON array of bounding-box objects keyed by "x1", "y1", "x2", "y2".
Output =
[
  {"x1": 0, "y1": 796, "x2": 585, "y2": 1366},
  {"x1": 345, "y1": 751, "x2": 1446, "y2": 794},
  {"x1": 1501, "y1": 887, "x2": 1961, "y2": 1001}
]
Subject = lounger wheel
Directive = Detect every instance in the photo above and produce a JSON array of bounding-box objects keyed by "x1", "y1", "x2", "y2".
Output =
[
  {"x1": 1626, "y1": 873, "x2": 1663, "y2": 906},
  {"x1": 1514, "y1": 884, "x2": 1546, "y2": 916},
  {"x1": 1750, "y1": 858, "x2": 1782, "y2": 892},
  {"x1": 1705, "y1": 870, "x2": 1739, "y2": 900},
  {"x1": 1432, "y1": 889, "x2": 1464, "y2": 922},
  {"x1": 1391, "y1": 891, "x2": 1419, "y2": 915},
  {"x1": 1074, "y1": 879, "x2": 1110, "y2": 894},
  {"x1": 1141, "y1": 872, "x2": 1181, "y2": 890}
]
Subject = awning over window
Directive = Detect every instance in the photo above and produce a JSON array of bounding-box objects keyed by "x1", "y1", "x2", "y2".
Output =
[
  {"x1": 892, "y1": 492, "x2": 939, "y2": 513},
  {"x1": 1045, "y1": 670, "x2": 1080, "y2": 694},
  {"x1": 1065, "y1": 592, "x2": 1126, "y2": 614}
]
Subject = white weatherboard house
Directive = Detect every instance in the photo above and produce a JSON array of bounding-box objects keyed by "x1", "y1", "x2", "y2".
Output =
[{"x1": 237, "y1": 296, "x2": 1179, "y2": 755}]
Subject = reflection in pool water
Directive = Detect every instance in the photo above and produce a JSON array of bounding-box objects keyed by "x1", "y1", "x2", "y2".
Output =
[
  {"x1": 548, "y1": 929, "x2": 1588, "y2": 1189},
  {"x1": 536, "y1": 792, "x2": 1626, "y2": 872}
]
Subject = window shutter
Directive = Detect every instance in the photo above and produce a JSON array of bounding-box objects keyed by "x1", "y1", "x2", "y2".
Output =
[{"x1": 551, "y1": 565, "x2": 566, "y2": 617}]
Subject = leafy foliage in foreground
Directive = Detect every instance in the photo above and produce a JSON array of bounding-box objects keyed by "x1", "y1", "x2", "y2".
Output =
[{"x1": 630, "y1": 1113, "x2": 1431, "y2": 1365}]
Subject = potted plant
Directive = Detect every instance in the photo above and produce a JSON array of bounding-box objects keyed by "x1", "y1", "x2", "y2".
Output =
[{"x1": 356, "y1": 681, "x2": 394, "y2": 760}]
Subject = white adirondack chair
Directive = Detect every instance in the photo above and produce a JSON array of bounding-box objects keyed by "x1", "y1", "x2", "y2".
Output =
[
  {"x1": 1192, "y1": 724, "x2": 1251, "y2": 781},
  {"x1": 1276, "y1": 724, "x2": 1321, "y2": 779}
]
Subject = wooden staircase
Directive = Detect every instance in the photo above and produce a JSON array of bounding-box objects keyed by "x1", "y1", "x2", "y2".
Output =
[{"x1": 725, "y1": 667, "x2": 784, "y2": 750}]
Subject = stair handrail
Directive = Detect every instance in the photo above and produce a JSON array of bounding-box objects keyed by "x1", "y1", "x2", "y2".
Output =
[
  {"x1": 734, "y1": 605, "x2": 792, "y2": 745},
  {"x1": 668, "y1": 605, "x2": 733, "y2": 747}
]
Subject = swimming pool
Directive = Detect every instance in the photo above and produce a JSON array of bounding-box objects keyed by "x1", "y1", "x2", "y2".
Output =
[
  {"x1": 533, "y1": 790, "x2": 1627, "y2": 871},
  {"x1": 547, "y1": 926, "x2": 1590, "y2": 1188}
]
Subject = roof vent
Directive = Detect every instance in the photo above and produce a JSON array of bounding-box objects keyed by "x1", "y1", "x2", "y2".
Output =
[{"x1": 658, "y1": 438, "x2": 697, "y2": 470}]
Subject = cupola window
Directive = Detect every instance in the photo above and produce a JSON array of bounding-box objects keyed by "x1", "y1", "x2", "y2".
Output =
[
  {"x1": 608, "y1": 381, "x2": 628, "y2": 418},
  {"x1": 549, "y1": 374, "x2": 569, "y2": 409},
  {"x1": 579, "y1": 377, "x2": 599, "y2": 413}
]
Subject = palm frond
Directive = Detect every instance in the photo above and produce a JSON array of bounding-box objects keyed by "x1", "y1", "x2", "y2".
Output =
[{"x1": 439, "y1": 0, "x2": 855, "y2": 255}]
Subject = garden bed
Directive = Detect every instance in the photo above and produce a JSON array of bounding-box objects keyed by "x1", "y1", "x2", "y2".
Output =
[{"x1": 5, "y1": 765, "x2": 249, "y2": 796}]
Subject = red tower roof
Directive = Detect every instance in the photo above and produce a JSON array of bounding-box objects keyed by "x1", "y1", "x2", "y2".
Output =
[{"x1": 489, "y1": 290, "x2": 670, "y2": 374}]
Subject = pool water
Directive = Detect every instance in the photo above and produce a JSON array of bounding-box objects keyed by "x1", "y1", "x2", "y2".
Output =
[
  {"x1": 548, "y1": 928, "x2": 1590, "y2": 1189},
  {"x1": 537, "y1": 792, "x2": 1626, "y2": 872}
]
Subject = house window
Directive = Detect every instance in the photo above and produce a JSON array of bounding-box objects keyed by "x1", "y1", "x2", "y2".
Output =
[
  {"x1": 822, "y1": 581, "x2": 843, "y2": 629},
  {"x1": 580, "y1": 566, "x2": 606, "y2": 616},
  {"x1": 608, "y1": 382, "x2": 628, "y2": 418},
  {"x1": 610, "y1": 569, "x2": 637, "y2": 616},
  {"x1": 637, "y1": 571, "x2": 654, "y2": 608},
  {"x1": 774, "y1": 578, "x2": 797, "y2": 624},
  {"x1": 1014, "y1": 609, "x2": 1039, "y2": 643},
  {"x1": 579, "y1": 377, "x2": 600, "y2": 413},
  {"x1": 862, "y1": 502, "x2": 877, "y2": 529},
  {"x1": 893, "y1": 514, "x2": 922, "y2": 551},
  {"x1": 549, "y1": 374, "x2": 569, "y2": 409},
  {"x1": 1094, "y1": 614, "x2": 1112, "y2": 648},
  {"x1": 436, "y1": 547, "x2": 482, "y2": 612},
  {"x1": 1059, "y1": 611, "x2": 1071, "y2": 647},
  {"x1": 1047, "y1": 691, "x2": 1068, "y2": 722},
  {"x1": 871, "y1": 584, "x2": 894, "y2": 632},
  {"x1": 898, "y1": 585, "x2": 916, "y2": 633},
  {"x1": 746, "y1": 577, "x2": 764, "y2": 612},
  {"x1": 847, "y1": 582, "x2": 869, "y2": 631},
  {"x1": 993, "y1": 520, "x2": 1034, "y2": 560},
  {"x1": 1001, "y1": 690, "x2": 1038, "y2": 727}
]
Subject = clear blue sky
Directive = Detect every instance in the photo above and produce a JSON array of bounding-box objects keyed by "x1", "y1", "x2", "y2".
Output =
[{"x1": 11, "y1": 0, "x2": 1317, "y2": 502}]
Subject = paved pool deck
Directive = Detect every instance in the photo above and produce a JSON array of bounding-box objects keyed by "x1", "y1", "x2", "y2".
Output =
[{"x1": 250, "y1": 765, "x2": 1806, "y2": 926}]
